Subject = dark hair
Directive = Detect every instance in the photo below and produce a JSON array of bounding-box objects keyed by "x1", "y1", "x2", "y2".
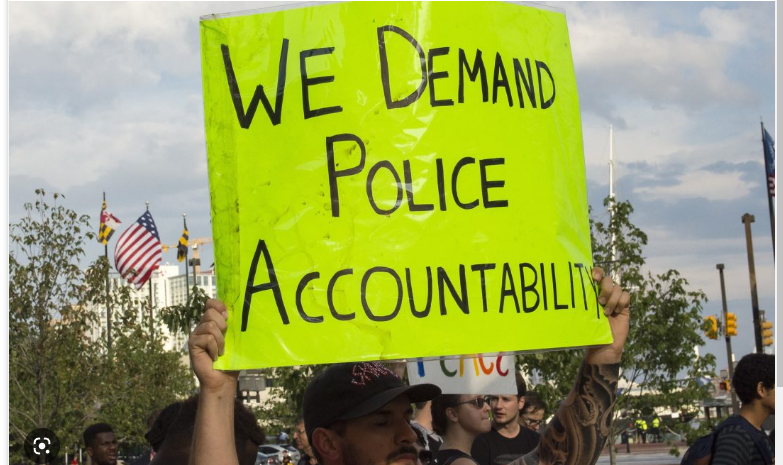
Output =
[
  {"x1": 146, "y1": 401, "x2": 183, "y2": 452},
  {"x1": 515, "y1": 372, "x2": 527, "y2": 398},
  {"x1": 430, "y1": 394, "x2": 463, "y2": 436},
  {"x1": 147, "y1": 395, "x2": 265, "y2": 464},
  {"x1": 522, "y1": 392, "x2": 546, "y2": 415},
  {"x1": 83, "y1": 423, "x2": 113, "y2": 448},
  {"x1": 733, "y1": 353, "x2": 775, "y2": 405}
]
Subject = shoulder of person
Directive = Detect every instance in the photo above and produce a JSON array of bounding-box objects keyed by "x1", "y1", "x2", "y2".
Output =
[{"x1": 473, "y1": 430, "x2": 494, "y2": 444}]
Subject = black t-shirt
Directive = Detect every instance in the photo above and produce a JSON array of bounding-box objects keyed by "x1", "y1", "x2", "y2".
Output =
[
  {"x1": 712, "y1": 415, "x2": 774, "y2": 465},
  {"x1": 434, "y1": 449, "x2": 478, "y2": 465},
  {"x1": 470, "y1": 427, "x2": 540, "y2": 465}
]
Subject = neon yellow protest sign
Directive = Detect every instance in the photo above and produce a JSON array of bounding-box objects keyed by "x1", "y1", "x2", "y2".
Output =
[{"x1": 200, "y1": 1, "x2": 611, "y2": 370}]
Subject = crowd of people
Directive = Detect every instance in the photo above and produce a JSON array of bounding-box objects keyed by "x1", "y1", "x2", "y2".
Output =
[{"x1": 74, "y1": 267, "x2": 774, "y2": 465}]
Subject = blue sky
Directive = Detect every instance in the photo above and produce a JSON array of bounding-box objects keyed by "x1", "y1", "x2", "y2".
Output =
[{"x1": 8, "y1": 1, "x2": 776, "y2": 374}]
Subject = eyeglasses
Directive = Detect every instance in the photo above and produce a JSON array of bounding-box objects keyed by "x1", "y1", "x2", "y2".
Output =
[
  {"x1": 522, "y1": 416, "x2": 544, "y2": 427},
  {"x1": 293, "y1": 428, "x2": 306, "y2": 436},
  {"x1": 452, "y1": 396, "x2": 493, "y2": 409}
]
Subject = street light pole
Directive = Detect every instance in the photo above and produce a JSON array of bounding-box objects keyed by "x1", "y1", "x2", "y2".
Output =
[
  {"x1": 741, "y1": 213, "x2": 763, "y2": 353},
  {"x1": 716, "y1": 264, "x2": 739, "y2": 413}
]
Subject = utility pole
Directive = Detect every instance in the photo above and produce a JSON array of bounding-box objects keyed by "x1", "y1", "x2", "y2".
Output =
[
  {"x1": 741, "y1": 213, "x2": 763, "y2": 353},
  {"x1": 716, "y1": 264, "x2": 739, "y2": 413}
]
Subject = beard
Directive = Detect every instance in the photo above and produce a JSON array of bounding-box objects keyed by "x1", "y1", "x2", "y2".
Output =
[{"x1": 341, "y1": 442, "x2": 419, "y2": 465}]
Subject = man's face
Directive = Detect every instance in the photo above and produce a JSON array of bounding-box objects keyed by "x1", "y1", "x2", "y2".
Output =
[
  {"x1": 338, "y1": 395, "x2": 419, "y2": 465},
  {"x1": 520, "y1": 408, "x2": 545, "y2": 432},
  {"x1": 760, "y1": 384, "x2": 775, "y2": 414},
  {"x1": 491, "y1": 395, "x2": 522, "y2": 427},
  {"x1": 88, "y1": 432, "x2": 118, "y2": 465},
  {"x1": 294, "y1": 421, "x2": 312, "y2": 454}
]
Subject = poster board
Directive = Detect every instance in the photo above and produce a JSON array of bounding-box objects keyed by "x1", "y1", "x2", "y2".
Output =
[{"x1": 200, "y1": 1, "x2": 611, "y2": 369}]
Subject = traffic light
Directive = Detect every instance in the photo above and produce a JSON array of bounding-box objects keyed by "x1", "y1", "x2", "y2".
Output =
[
  {"x1": 704, "y1": 316, "x2": 718, "y2": 340},
  {"x1": 719, "y1": 380, "x2": 728, "y2": 391},
  {"x1": 761, "y1": 320, "x2": 773, "y2": 347},
  {"x1": 725, "y1": 312, "x2": 737, "y2": 337}
]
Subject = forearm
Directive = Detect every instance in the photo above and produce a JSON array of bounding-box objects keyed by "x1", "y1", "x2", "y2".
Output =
[
  {"x1": 190, "y1": 381, "x2": 239, "y2": 465},
  {"x1": 516, "y1": 360, "x2": 620, "y2": 465}
]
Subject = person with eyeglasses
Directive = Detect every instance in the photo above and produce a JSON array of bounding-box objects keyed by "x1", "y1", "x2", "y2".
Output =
[
  {"x1": 431, "y1": 394, "x2": 493, "y2": 465},
  {"x1": 471, "y1": 375, "x2": 538, "y2": 465},
  {"x1": 293, "y1": 417, "x2": 319, "y2": 465},
  {"x1": 519, "y1": 393, "x2": 547, "y2": 433}
]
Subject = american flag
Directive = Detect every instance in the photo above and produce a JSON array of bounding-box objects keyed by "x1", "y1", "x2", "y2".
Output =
[
  {"x1": 763, "y1": 127, "x2": 775, "y2": 197},
  {"x1": 114, "y1": 210, "x2": 162, "y2": 289}
]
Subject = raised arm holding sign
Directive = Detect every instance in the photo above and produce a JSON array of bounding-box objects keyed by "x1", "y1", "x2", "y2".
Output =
[{"x1": 188, "y1": 267, "x2": 629, "y2": 465}]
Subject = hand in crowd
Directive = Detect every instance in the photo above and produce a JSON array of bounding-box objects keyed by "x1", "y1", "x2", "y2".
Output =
[{"x1": 586, "y1": 267, "x2": 631, "y2": 365}]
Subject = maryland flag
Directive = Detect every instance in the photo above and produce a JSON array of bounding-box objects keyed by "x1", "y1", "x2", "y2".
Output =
[
  {"x1": 177, "y1": 218, "x2": 189, "y2": 262},
  {"x1": 98, "y1": 199, "x2": 122, "y2": 245}
]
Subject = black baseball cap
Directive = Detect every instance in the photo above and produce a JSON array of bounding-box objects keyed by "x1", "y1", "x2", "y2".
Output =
[{"x1": 303, "y1": 362, "x2": 441, "y2": 440}]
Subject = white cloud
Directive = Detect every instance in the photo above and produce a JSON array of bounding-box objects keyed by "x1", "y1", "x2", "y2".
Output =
[{"x1": 633, "y1": 170, "x2": 756, "y2": 201}]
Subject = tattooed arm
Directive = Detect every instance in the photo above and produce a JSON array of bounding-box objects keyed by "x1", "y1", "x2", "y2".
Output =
[{"x1": 515, "y1": 268, "x2": 630, "y2": 465}]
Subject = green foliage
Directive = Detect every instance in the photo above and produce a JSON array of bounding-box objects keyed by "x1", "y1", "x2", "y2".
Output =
[
  {"x1": 84, "y1": 257, "x2": 196, "y2": 447},
  {"x1": 518, "y1": 198, "x2": 715, "y2": 464},
  {"x1": 9, "y1": 190, "x2": 195, "y2": 460},
  {"x1": 252, "y1": 365, "x2": 329, "y2": 435},
  {"x1": 160, "y1": 285, "x2": 210, "y2": 336},
  {"x1": 9, "y1": 189, "x2": 104, "y2": 460}
]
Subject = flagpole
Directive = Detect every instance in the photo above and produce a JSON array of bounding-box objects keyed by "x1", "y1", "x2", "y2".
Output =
[
  {"x1": 146, "y1": 202, "x2": 154, "y2": 323},
  {"x1": 104, "y1": 192, "x2": 113, "y2": 351},
  {"x1": 184, "y1": 214, "x2": 190, "y2": 305},
  {"x1": 761, "y1": 121, "x2": 775, "y2": 256}
]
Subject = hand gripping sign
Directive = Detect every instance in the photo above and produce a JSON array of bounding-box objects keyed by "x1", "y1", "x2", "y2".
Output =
[{"x1": 200, "y1": 1, "x2": 611, "y2": 369}]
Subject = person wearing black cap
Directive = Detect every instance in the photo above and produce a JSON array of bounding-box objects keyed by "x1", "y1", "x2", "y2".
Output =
[
  {"x1": 302, "y1": 361, "x2": 442, "y2": 465},
  {"x1": 188, "y1": 267, "x2": 630, "y2": 465}
]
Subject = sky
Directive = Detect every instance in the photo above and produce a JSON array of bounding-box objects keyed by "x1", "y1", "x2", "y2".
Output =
[{"x1": 8, "y1": 1, "x2": 776, "y2": 376}]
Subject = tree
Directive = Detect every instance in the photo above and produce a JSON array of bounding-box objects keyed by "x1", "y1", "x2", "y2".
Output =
[
  {"x1": 9, "y1": 190, "x2": 104, "y2": 460},
  {"x1": 518, "y1": 198, "x2": 715, "y2": 464},
  {"x1": 84, "y1": 257, "x2": 195, "y2": 450},
  {"x1": 9, "y1": 190, "x2": 196, "y2": 460}
]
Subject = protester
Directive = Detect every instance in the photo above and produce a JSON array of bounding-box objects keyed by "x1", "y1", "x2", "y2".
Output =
[
  {"x1": 83, "y1": 423, "x2": 118, "y2": 465},
  {"x1": 412, "y1": 401, "x2": 443, "y2": 454},
  {"x1": 519, "y1": 392, "x2": 547, "y2": 433},
  {"x1": 711, "y1": 353, "x2": 775, "y2": 465},
  {"x1": 293, "y1": 417, "x2": 319, "y2": 465},
  {"x1": 471, "y1": 374, "x2": 538, "y2": 465},
  {"x1": 188, "y1": 267, "x2": 630, "y2": 465},
  {"x1": 148, "y1": 394, "x2": 264, "y2": 465},
  {"x1": 432, "y1": 394, "x2": 492, "y2": 465}
]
